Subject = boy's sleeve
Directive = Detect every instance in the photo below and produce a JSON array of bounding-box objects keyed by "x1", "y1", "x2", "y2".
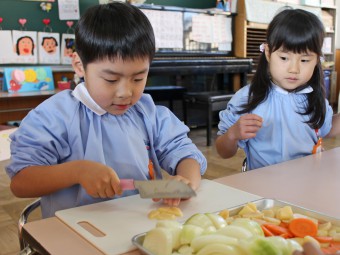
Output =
[
  {"x1": 6, "y1": 102, "x2": 71, "y2": 178},
  {"x1": 152, "y1": 106, "x2": 207, "y2": 176}
]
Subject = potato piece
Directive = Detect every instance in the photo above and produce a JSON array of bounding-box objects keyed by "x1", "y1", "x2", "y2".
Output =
[
  {"x1": 238, "y1": 204, "x2": 258, "y2": 216},
  {"x1": 318, "y1": 222, "x2": 332, "y2": 231},
  {"x1": 262, "y1": 209, "x2": 275, "y2": 218},
  {"x1": 276, "y1": 206, "x2": 293, "y2": 221},
  {"x1": 263, "y1": 216, "x2": 281, "y2": 225},
  {"x1": 218, "y1": 209, "x2": 230, "y2": 219},
  {"x1": 317, "y1": 229, "x2": 329, "y2": 237},
  {"x1": 241, "y1": 211, "x2": 264, "y2": 219},
  {"x1": 148, "y1": 207, "x2": 183, "y2": 220}
]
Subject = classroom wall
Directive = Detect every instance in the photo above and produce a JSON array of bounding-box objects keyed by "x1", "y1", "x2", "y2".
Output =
[
  {"x1": 336, "y1": 0, "x2": 340, "y2": 48},
  {"x1": 0, "y1": 0, "x2": 214, "y2": 34}
]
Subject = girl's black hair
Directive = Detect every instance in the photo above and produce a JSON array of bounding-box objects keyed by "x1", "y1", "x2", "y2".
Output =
[
  {"x1": 75, "y1": 2, "x2": 155, "y2": 68},
  {"x1": 238, "y1": 9, "x2": 326, "y2": 129}
]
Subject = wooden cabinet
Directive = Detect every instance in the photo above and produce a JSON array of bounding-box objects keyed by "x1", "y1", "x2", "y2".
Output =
[
  {"x1": 233, "y1": 0, "x2": 338, "y2": 105},
  {"x1": 0, "y1": 67, "x2": 75, "y2": 124}
]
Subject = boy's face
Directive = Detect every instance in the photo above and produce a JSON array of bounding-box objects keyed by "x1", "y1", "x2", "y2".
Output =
[{"x1": 82, "y1": 57, "x2": 150, "y2": 115}]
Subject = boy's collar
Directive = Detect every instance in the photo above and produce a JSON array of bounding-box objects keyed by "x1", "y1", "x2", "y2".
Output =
[{"x1": 72, "y1": 82, "x2": 107, "y2": 116}]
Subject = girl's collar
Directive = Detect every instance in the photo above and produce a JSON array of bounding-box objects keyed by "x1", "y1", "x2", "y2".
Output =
[
  {"x1": 271, "y1": 82, "x2": 313, "y2": 95},
  {"x1": 72, "y1": 82, "x2": 107, "y2": 116}
]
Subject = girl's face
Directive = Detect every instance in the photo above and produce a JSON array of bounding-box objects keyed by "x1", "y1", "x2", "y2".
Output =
[
  {"x1": 81, "y1": 57, "x2": 150, "y2": 115},
  {"x1": 265, "y1": 45, "x2": 318, "y2": 91}
]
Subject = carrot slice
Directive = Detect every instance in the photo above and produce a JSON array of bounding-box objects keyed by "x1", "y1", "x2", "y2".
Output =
[
  {"x1": 262, "y1": 223, "x2": 293, "y2": 238},
  {"x1": 321, "y1": 246, "x2": 339, "y2": 254},
  {"x1": 288, "y1": 218, "x2": 318, "y2": 238},
  {"x1": 261, "y1": 225, "x2": 274, "y2": 237},
  {"x1": 314, "y1": 236, "x2": 333, "y2": 243}
]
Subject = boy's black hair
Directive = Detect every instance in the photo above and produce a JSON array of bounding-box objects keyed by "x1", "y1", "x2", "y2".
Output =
[
  {"x1": 239, "y1": 9, "x2": 326, "y2": 129},
  {"x1": 75, "y1": 2, "x2": 155, "y2": 68}
]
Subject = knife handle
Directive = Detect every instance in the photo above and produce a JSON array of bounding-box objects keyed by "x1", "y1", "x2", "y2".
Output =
[{"x1": 120, "y1": 179, "x2": 135, "y2": 191}]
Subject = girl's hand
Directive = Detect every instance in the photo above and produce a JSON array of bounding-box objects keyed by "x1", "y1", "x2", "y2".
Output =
[
  {"x1": 77, "y1": 161, "x2": 122, "y2": 198},
  {"x1": 152, "y1": 174, "x2": 192, "y2": 207},
  {"x1": 229, "y1": 113, "x2": 263, "y2": 141}
]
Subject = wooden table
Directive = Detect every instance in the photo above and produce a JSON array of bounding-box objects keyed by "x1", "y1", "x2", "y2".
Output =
[
  {"x1": 215, "y1": 147, "x2": 340, "y2": 219},
  {"x1": 22, "y1": 148, "x2": 340, "y2": 254}
]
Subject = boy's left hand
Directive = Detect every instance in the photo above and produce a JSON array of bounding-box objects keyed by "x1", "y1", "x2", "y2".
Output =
[{"x1": 152, "y1": 174, "x2": 192, "y2": 207}]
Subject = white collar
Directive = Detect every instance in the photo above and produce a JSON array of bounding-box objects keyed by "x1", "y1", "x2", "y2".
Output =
[
  {"x1": 272, "y1": 83, "x2": 313, "y2": 95},
  {"x1": 72, "y1": 82, "x2": 107, "y2": 116}
]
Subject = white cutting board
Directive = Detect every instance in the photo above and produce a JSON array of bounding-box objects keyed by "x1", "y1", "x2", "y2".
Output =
[{"x1": 56, "y1": 179, "x2": 261, "y2": 255}]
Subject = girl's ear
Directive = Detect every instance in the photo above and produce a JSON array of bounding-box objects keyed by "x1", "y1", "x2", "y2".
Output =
[
  {"x1": 72, "y1": 52, "x2": 85, "y2": 77},
  {"x1": 264, "y1": 44, "x2": 270, "y2": 62}
]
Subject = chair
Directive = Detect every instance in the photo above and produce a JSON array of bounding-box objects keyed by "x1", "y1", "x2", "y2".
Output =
[
  {"x1": 18, "y1": 198, "x2": 41, "y2": 255},
  {"x1": 183, "y1": 91, "x2": 234, "y2": 146},
  {"x1": 241, "y1": 158, "x2": 247, "y2": 172},
  {"x1": 144, "y1": 85, "x2": 187, "y2": 113}
]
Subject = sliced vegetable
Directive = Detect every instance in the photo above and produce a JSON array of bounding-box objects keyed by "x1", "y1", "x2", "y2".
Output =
[
  {"x1": 143, "y1": 227, "x2": 173, "y2": 255},
  {"x1": 262, "y1": 224, "x2": 293, "y2": 238},
  {"x1": 314, "y1": 236, "x2": 333, "y2": 243},
  {"x1": 179, "y1": 224, "x2": 204, "y2": 245},
  {"x1": 196, "y1": 243, "x2": 242, "y2": 255},
  {"x1": 289, "y1": 218, "x2": 318, "y2": 238},
  {"x1": 261, "y1": 225, "x2": 275, "y2": 237},
  {"x1": 185, "y1": 213, "x2": 214, "y2": 229},
  {"x1": 190, "y1": 234, "x2": 238, "y2": 253},
  {"x1": 217, "y1": 225, "x2": 253, "y2": 240},
  {"x1": 231, "y1": 218, "x2": 264, "y2": 237},
  {"x1": 205, "y1": 213, "x2": 226, "y2": 229}
]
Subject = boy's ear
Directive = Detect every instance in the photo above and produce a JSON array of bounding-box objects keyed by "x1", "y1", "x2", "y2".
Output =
[{"x1": 72, "y1": 52, "x2": 85, "y2": 77}]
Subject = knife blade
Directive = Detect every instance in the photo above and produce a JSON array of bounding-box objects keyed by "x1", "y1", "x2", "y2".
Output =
[{"x1": 120, "y1": 179, "x2": 196, "y2": 199}]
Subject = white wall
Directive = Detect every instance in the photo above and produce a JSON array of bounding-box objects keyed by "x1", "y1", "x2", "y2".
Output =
[{"x1": 336, "y1": 1, "x2": 340, "y2": 48}]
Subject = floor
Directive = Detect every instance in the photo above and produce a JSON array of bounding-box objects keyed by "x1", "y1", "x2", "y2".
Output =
[{"x1": 0, "y1": 127, "x2": 340, "y2": 255}]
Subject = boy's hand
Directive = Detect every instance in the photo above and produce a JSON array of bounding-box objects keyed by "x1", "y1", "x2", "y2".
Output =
[
  {"x1": 229, "y1": 113, "x2": 263, "y2": 141},
  {"x1": 152, "y1": 175, "x2": 192, "y2": 207},
  {"x1": 77, "y1": 161, "x2": 122, "y2": 198}
]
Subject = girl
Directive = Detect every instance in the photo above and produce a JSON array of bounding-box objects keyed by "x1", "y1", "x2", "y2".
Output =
[{"x1": 216, "y1": 9, "x2": 333, "y2": 170}]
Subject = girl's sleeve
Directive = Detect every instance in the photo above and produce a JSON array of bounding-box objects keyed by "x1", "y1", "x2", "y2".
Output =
[
  {"x1": 152, "y1": 106, "x2": 207, "y2": 176},
  {"x1": 217, "y1": 87, "x2": 249, "y2": 149},
  {"x1": 320, "y1": 98, "x2": 334, "y2": 137}
]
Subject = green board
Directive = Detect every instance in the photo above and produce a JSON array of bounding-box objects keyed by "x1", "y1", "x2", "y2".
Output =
[{"x1": 0, "y1": 0, "x2": 214, "y2": 33}]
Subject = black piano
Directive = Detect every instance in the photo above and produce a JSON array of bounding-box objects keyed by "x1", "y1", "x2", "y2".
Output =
[{"x1": 150, "y1": 51, "x2": 253, "y2": 88}]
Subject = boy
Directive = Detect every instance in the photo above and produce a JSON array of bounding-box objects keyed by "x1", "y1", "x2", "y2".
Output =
[{"x1": 6, "y1": 2, "x2": 207, "y2": 218}]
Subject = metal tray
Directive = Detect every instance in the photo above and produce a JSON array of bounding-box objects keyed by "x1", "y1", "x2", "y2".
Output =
[{"x1": 131, "y1": 198, "x2": 340, "y2": 255}]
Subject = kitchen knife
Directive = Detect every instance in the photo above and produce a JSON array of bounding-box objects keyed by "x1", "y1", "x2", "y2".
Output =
[{"x1": 120, "y1": 179, "x2": 196, "y2": 199}]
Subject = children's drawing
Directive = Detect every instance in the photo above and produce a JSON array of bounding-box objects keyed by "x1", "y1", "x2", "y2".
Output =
[
  {"x1": 61, "y1": 33, "x2": 75, "y2": 64},
  {"x1": 3, "y1": 67, "x2": 54, "y2": 93},
  {"x1": 12, "y1": 30, "x2": 38, "y2": 63},
  {"x1": 38, "y1": 32, "x2": 60, "y2": 64},
  {"x1": 0, "y1": 30, "x2": 16, "y2": 64}
]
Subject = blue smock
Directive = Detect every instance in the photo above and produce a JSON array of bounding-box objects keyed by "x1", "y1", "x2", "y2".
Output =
[
  {"x1": 6, "y1": 83, "x2": 207, "y2": 218},
  {"x1": 218, "y1": 84, "x2": 333, "y2": 170}
]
